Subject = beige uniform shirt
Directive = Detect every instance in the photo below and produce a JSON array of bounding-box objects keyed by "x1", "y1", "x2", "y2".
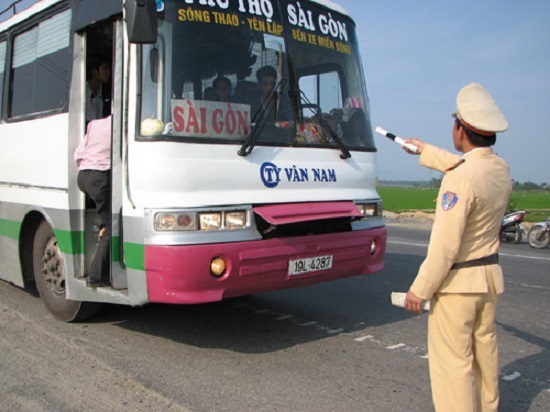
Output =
[{"x1": 410, "y1": 144, "x2": 512, "y2": 300}]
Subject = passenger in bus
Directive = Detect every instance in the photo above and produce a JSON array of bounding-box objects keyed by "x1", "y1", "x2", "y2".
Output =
[
  {"x1": 213, "y1": 76, "x2": 232, "y2": 102},
  {"x1": 86, "y1": 56, "x2": 111, "y2": 124},
  {"x1": 256, "y1": 65, "x2": 277, "y2": 111},
  {"x1": 243, "y1": 65, "x2": 277, "y2": 122},
  {"x1": 203, "y1": 86, "x2": 216, "y2": 101},
  {"x1": 74, "y1": 115, "x2": 112, "y2": 287},
  {"x1": 234, "y1": 80, "x2": 260, "y2": 106},
  {"x1": 252, "y1": 65, "x2": 291, "y2": 143}
]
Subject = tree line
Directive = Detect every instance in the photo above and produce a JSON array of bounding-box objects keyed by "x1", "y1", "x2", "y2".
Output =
[{"x1": 379, "y1": 179, "x2": 549, "y2": 191}]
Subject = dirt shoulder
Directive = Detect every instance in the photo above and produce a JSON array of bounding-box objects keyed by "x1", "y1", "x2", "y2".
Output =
[
  {"x1": 384, "y1": 211, "x2": 534, "y2": 232},
  {"x1": 383, "y1": 211, "x2": 434, "y2": 230}
]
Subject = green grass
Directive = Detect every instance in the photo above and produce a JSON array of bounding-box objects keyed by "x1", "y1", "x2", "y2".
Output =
[
  {"x1": 509, "y1": 191, "x2": 550, "y2": 210},
  {"x1": 377, "y1": 186, "x2": 439, "y2": 212},
  {"x1": 378, "y1": 186, "x2": 550, "y2": 222}
]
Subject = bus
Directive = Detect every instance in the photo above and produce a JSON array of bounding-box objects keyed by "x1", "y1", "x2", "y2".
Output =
[{"x1": 0, "y1": 0, "x2": 386, "y2": 321}]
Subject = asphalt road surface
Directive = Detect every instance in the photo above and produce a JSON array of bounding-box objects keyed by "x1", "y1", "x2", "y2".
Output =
[{"x1": 0, "y1": 225, "x2": 548, "y2": 411}]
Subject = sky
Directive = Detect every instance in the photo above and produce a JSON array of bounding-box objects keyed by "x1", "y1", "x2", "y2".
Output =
[
  {"x1": 337, "y1": 0, "x2": 550, "y2": 184},
  {"x1": 1, "y1": 0, "x2": 549, "y2": 184}
]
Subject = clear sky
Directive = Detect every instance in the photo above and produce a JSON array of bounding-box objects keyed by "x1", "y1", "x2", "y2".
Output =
[
  {"x1": 2, "y1": 0, "x2": 549, "y2": 184},
  {"x1": 338, "y1": 0, "x2": 550, "y2": 184}
]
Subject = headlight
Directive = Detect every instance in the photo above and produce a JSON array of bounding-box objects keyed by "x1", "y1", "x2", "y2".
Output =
[
  {"x1": 199, "y1": 212, "x2": 222, "y2": 230},
  {"x1": 225, "y1": 211, "x2": 247, "y2": 229},
  {"x1": 355, "y1": 201, "x2": 383, "y2": 218},
  {"x1": 154, "y1": 212, "x2": 197, "y2": 231},
  {"x1": 154, "y1": 209, "x2": 249, "y2": 232}
]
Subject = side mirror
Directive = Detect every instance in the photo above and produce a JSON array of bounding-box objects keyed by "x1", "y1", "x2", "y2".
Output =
[{"x1": 125, "y1": 0, "x2": 158, "y2": 44}]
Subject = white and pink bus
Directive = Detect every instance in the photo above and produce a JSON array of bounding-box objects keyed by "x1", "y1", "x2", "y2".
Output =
[{"x1": 0, "y1": 0, "x2": 386, "y2": 321}]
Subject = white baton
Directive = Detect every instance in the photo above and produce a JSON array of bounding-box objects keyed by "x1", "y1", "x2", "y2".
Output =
[{"x1": 375, "y1": 126, "x2": 419, "y2": 153}]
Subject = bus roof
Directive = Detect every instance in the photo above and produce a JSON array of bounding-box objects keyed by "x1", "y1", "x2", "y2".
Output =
[
  {"x1": 0, "y1": 0, "x2": 122, "y2": 33},
  {"x1": 0, "y1": 0, "x2": 61, "y2": 31},
  {"x1": 0, "y1": 0, "x2": 353, "y2": 33}
]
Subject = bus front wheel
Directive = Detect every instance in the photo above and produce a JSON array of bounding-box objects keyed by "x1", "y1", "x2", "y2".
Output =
[{"x1": 33, "y1": 220, "x2": 100, "y2": 322}]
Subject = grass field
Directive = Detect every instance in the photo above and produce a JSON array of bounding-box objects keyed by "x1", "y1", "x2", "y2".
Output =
[{"x1": 377, "y1": 186, "x2": 550, "y2": 222}]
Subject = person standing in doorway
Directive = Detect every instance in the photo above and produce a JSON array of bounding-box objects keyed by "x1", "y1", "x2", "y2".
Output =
[
  {"x1": 74, "y1": 115, "x2": 112, "y2": 286},
  {"x1": 403, "y1": 83, "x2": 511, "y2": 412},
  {"x1": 86, "y1": 57, "x2": 111, "y2": 124}
]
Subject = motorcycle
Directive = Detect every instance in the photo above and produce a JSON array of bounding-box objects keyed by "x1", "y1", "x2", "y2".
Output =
[
  {"x1": 527, "y1": 217, "x2": 550, "y2": 249},
  {"x1": 501, "y1": 210, "x2": 526, "y2": 244}
]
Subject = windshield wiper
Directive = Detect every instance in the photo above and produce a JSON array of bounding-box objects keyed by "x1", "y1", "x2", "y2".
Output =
[
  {"x1": 299, "y1": 91, "x2": 351, "y2": 160},
  {"x1": 237, "y1": 80, "x2": 283, "y2": 157}
]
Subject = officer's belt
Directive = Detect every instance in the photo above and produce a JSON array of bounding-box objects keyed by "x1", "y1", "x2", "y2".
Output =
[{"x1": 451, "y1": 254, "x2": 499, "y2": 270}]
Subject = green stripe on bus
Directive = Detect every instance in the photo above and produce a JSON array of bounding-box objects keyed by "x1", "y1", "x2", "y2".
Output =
[
  {"x1": 123, "y1": 242, "x2": 145, "y2": 271},
  {"x1": 54, "y1": 229, "x2": 85, "y2": 255},
  {"x1": 1, "y1": 221, "x2": 85, "y2": 255},
  {"x1": 1, "y1": 218, "x2": 143, "y2": 270},
  {"x1": 0, "y1": 218, "x2": 21, "y2": 240},
  {"x1": 49, "y1": 230, "x2": 142, "y2": 269},
  {"x1": 55, "y1": 231, "x2": 125, "y2": 265},
  {"x1": 111, "y1": 236, "x2": 120, "y2": 262},
  {"x1": 54, "y1": 230, "x2": 122, "y2": 264}
]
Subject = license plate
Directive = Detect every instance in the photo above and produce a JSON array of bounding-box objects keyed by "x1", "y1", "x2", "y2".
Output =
[{"x1": 288, "y1": 255, "x2": 333, "y2": 276}]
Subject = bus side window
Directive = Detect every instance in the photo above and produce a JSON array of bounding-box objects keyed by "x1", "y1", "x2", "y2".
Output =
[{"x1": 9, "y1": 9, "x2": 71, "y2": 118}]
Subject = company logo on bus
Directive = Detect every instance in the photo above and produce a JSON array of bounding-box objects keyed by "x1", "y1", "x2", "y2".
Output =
[{"x1": 260, "y1": 162, "x2": 337, "y2": 188}]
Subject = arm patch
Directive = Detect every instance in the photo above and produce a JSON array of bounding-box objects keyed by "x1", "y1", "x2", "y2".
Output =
[{"x1": 442, "y1": 191, "x2": 459, "y2": 211}]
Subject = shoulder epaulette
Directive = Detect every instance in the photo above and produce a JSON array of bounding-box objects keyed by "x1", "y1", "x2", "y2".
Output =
[{"x1": 445, "y1": 158, "x2": 465, "y2": 172}]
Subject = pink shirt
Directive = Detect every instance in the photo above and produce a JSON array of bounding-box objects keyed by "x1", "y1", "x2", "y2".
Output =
[{"x1": 74, "y1": 115, "x2": 112, "y2": 171}]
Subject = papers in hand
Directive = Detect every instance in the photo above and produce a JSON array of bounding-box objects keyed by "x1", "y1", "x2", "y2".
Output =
[{"x1": 390, "y1": 292, "x2": 430, "y2": 311}]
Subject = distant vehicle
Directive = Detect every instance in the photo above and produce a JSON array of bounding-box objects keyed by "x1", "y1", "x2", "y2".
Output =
[
  {"x1": 501, "y1": 211, "x2": 525, "y2": 244},
  {"x1": 527, "y1": 217, "x2": 550, "y2": 249},
  {"x1": 0, "y1": 0, "x2": 386, "y2": 321}
]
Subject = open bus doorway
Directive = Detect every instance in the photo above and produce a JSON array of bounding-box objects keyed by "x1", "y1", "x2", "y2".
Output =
[{"x1": 80, "y1": 21, "x2": 114, "y2": 287}]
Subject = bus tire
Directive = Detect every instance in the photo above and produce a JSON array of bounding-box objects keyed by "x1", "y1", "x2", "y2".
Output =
[{"x1": 33, "y1": 220, "x2": 101, "y2": 322}]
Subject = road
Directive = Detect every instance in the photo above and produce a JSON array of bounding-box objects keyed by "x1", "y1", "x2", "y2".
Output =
[{"x1": 0, "y1": 225, "x2": 548, "y2": 411}]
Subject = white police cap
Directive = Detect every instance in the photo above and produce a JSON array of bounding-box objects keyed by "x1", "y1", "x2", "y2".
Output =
[{"x1": 454, "y1": 83, "x2": 508, "y2": 136}]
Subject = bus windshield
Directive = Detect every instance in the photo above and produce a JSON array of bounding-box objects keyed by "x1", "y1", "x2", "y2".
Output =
[{"x1": 139, "y1": 0, "x2": 375, "y2": 152}]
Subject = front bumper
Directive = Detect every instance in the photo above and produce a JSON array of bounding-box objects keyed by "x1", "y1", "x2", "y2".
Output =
[{"x1": 145, "y1": 227, "x2": 386, "y2": 304}]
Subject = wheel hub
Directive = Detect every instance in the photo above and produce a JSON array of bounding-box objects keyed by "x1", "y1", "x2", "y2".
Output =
[{"x1": 41, "y1": 237, "x2": 66, "y2": 298}]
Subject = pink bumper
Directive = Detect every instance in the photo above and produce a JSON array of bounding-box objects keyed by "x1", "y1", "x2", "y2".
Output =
[{"x1": 145, "y1": 227, "x2": 386, "y2": 304}]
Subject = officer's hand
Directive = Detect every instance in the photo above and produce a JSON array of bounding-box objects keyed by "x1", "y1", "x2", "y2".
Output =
[
  {"x1": 403, "y1": 138, "x2": 425, "y2": 155},
  {"x1": 404, "y1": 290, "x2": 425, "y2": 314}
]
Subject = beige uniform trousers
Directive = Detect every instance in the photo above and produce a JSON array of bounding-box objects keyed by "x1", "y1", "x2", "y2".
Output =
[{"x1": 428, "y1": 267, "x2": 499, "y2": 412}]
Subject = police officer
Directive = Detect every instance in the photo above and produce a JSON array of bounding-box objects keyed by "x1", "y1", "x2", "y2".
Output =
[{"x1": 403, "y1": 83, "x2": 511, "y2": 412}]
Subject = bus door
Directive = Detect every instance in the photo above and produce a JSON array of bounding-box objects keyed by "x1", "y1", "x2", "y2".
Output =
[
  {"x1": 109, "y1": 18, "x2": 126, "y2": 290},
  {"x1": 80, "y1": 19, "x2": 127, "y2": 290}
]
